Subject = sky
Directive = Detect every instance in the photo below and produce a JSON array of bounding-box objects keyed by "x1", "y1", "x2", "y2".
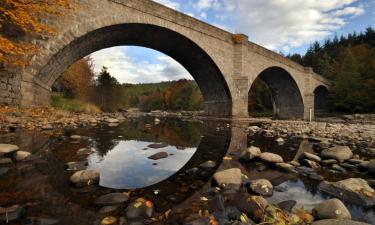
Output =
[{"x1": 90, "y1": 0, "x2": 375, "y2": 84}]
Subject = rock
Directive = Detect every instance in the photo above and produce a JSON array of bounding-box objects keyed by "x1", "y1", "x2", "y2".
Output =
[
  {"x1": 148, "y1": 152, "x2": 168, "y2": 160},
  {"x1": 276, "y1": 163, "x2": 295, "y2": 172},
  {"x1": 70, "y1": 170, "x2": 100, "y2": 187},
  {"x1": 65, "y1": 162, "x2": 87, "y2": 171},
  {"x1": 309, "y1": 173, "x2": 324, "y2": 181},
  {"x1": 42, "y1": 124, "x2": 53, "y2": 130},
  {"x1": 289, "y1": 161, "x2": 301, "y2": 167},
  {"x1": 276, "y1": 137, "x2": 285, "y2": 145},
  {"x1": 260, "y1": 152, "x2": 284, "y2": 164},
  {"x1": 319, "y1": 178, "x2": 375, "y2": 206},
  {"x1": 199, "y1": 160, "x2": 216, "y2": 169},
  {"x1": 77, "y1": 148, "x2": 93, "y2": 155},
  {"x1": 368, "y1": 160, "x2": 375, "y2": 174},
  {"x1": 125, "y1": 199, "x2": 153, "y2": 219},
  {"x1": 277, "y1": 200, "x2": 296, "y2": 213},
  {"x1": 99, "y1": 205, "x2": 120, "y2": 215},
  {"x1": 14, "y1": 151, "x2": 31, "y2": 161},
  {"x1": 237, "y1": 196, "x2": 268, "y2": 222},
  {"x1": 311, "y1": 219, "x2": 370, "y2": 225},
  {"x1": 321, "y1": 159, "x2": 338, "y2": 166},
  {"x1": 312, "y1": 198, "x2": 351, "y2": 220},
  {"x1": 0, "y1": 144, "x2": 19, "y2": 156},
  {"x1": 300, "y1": 152, "x2": 322, "y2": 162},
  {"x1": 358, "y1": 161, "x2": 370, "y2": 170},
  {"x1": 101, "y1": 216, "x2": 118, "y2": 225},
  {"x1": 0, "y1": 158, "x2": 12, "y2": 165},
  {"x1": 0, "y1": 167, "x2": 9, "y2": 176},
  {"x1": 247, "y1": 179, "x2": 273, "y2": 196},
  {"x1": 70, "y1": 135, "x2": 81, "y2": 140},
  {"x1": 106, "y1": 118, "x2": 119, "y2": 124},
  {"x1": 301, "y1": 159, "x2": 321, "y2": 170},
  {"x1": 321, "y1": 146, "x2": 353, "y2": 161},
  {"x1": 331, "y1": 164, "x2": 347, "y2": 173},
  {"x1": 94, "y1": 193, "x2": 130, "y2": 206},
  {"x1": 240, "y1": 146, "x2": 261, "y2": 162},
  {"x1": 0, "y1": 205, "x2": 23, "y2": 223},
  {"x1": 108, "y1": 123, "x2": 119, "y2": 127},
  {"x1": 213, "y1": 168, "x2": 242, "y2": 190},
  {"x1": 147, "y1": 143, "x2": 168, "y2": 149},
  {"x1": 154, "y1": 118, "x2": 160, "y2": 124}
]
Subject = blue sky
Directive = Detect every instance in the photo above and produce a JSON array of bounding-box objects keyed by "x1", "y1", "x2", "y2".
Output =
[{"x1": 90, "y1": 0, "x2": 375, "y2": 83}]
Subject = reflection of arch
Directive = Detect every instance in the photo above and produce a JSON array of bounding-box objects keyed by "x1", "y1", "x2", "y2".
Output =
[
  {"x1": 314, "y1": 85, "x2": 329, "y2": 114},
  {"x1": 37, "y1": 23, "x2": 232, "y2": 117},
  {"x1": 249, "y1": 67, "x2": 304, "y2": 119}
]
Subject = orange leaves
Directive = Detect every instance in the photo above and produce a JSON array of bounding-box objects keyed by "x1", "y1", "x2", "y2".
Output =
[{"x1": 0, "y1": 0, "x2": 72, "y2": 67}]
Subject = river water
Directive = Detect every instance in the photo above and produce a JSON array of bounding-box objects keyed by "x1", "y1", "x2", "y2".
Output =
[{"x1": 0, "y1": 117, "x2": 374, "y2": 224}]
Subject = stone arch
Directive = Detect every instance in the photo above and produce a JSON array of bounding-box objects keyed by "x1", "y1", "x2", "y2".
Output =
[
  {"x1": 35, "y1": 23, "x2": 232, "y2": 117},
  {"x1": 249, "y1": 67, "x2": 304, "y2": 119},
  {"x1": 314, "y1": 85, "x2": 329, "y2": 114}
]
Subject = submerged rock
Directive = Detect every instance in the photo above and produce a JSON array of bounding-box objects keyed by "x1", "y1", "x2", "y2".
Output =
[
  {"x1": 312, "y1": 198, "x2": 351, "y2": 220},
  {"x1": 65, "y1": 161, "x2": 87, "y2": 171},
  {"x1": 148, "y1": 152, "x2": 168, "y2": 160},
  {"x1": 94, "y1": 193, "x2": 130, "y2": 206},
  {"x1": 0, "y1": 158, "x2": 12, "y2": 165},
  {"x1": 199, "y1": 160, "x2": 216, "y2": 169},
  {"x1": 0, "y1": 144, "x2": 19, "y2": 156},
  {"x1": 70, "y1": 170, "x2": 100, "y2": 187},
  {"x1": 0, "y1": 167, "x2": 9, "y2": 176},
  {"x1": 319, "y1": 178, "x2": 375, "y2": 206},
  {"x1": 321, "y1": 146, "x2": 353, "y2": 161},
  {"x1": 125, "y1": 199, "x2": 153, "y2": 219},
  {"x1": 213, "y1": 168, "x2": 242, "y2": 190}
]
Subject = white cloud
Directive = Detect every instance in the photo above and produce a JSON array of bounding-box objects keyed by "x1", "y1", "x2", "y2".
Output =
[
  {"x1": 90, "y1": 47, "x2": 192, "y2": 84},
  {"x1": 189, "y1": 0, "x2": 365, "y2": 51},
  {"x1": 153, "y1": 0, "x2": 180, "y2": 9}
]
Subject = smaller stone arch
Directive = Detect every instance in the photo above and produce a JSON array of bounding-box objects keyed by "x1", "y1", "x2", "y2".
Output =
[
  {"x1": 314, "y1": 85, "x2": 330, "y2": 114},
  {"x1": 249, "y1": 67, "x2": 305, "y2": 119}
]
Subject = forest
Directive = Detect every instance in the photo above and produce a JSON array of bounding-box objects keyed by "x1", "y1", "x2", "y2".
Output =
[{"x1": 53, "y1": 27, "x2": 374, "y2": 114}]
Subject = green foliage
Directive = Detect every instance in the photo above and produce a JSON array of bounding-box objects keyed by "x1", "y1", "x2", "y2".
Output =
[
  {"x1": 51, "y1": 94, "x2": 100, "y2": 113},
  {"x1": 287, "y1": 26, "x2": 375, "y2": 113}
]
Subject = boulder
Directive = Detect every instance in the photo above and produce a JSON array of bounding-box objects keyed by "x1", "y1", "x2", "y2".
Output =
[
  {"x1": 213, "y1": 168, "x2": 242, "y2": 190},
  {"x1": 70, "y1": 170, "x2": 100, "y2": 187},
  {"x1": 237, "y1": 196, "x2": 268, "y2": 222},
  {"x1": 148, "y1": 152, "x2": 168, "y2": 160},
  {"x1": 240, "y1": 146, "x2": 261, "y2": 162},
  {"x1": 94, "y1": 193, "x2": 129, "y2": 206},
  {"x1": 319, "y1": 178, "x2": 375, "y2": 206},
  {"x1": 0, "y1": 144, "x2": 19, "y2": 156},
  {"x1": 260, "y1": 152, "x2": 284, "y2": 164},
  {"x1": 321, "y1": 146, "x2": 353, "y2": 161},
  {"x1": 312, "y1": 198, "x2": 351, "y2": 220},
  {"x1": 311, "y1": 219, "x2": 370, "y2": 225}
]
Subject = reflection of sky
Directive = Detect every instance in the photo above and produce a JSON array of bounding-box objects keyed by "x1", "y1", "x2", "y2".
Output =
[
  {"x1": 270, "y1": 180, "x2": 375, "y2": 224},
  {"x1": 87, "y1": 140, "x2": 196, "y2": 189}
]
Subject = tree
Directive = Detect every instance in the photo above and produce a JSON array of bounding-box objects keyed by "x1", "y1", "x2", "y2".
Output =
[
  {"x1": 59, "y1": 57, "x2": 94, "y2": 99},
  {"x1": 94, "y1": 66, "x2": 122, "y2": 111},
  {"x1": 0, "y1": 0, "x2": 72, "y2": 68}
]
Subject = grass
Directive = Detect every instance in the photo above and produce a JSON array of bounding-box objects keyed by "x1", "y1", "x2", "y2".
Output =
[{"x1": 51, "y1": 94, "x2": 101, "y2": 113}]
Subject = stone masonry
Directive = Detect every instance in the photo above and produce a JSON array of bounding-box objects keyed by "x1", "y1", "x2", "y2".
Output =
[{"x1": 0, "y1": 0, "x2": 331, "y2": 120}]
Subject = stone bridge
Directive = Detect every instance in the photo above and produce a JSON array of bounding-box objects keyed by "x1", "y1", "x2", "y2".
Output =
[{"x1": 0, "y1": 0, "x2": 331, "y2": 120}]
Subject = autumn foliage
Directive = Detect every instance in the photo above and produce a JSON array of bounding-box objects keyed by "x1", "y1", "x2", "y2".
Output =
[
  {"x1": 59, "y1": 57, "x2": 95, "y2": 100},
  {"x1": 0, "y1": 0, "x2": 72, "y2": 68}
]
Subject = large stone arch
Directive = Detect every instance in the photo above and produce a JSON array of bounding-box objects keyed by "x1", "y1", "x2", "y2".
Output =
[
  {"x1": 32, "y1": 23, "x2": 233, "y2": 117},
  {"x1": 249, "y1": 66, "x2": 305, "y2": 119}
]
